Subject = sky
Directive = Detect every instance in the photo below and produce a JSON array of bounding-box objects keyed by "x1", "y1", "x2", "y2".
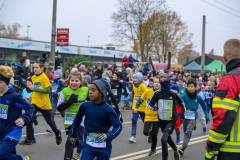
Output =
[{"x1": 0, "y1": 0, "x2": 240, "y2": 57}]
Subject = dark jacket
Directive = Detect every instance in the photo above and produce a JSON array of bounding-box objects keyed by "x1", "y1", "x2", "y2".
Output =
[
  {"x1": 40, "y1": 54, "x2": 47, "y2": 64},
  {"x1": 93, "y1": 69, "x2": 102, "y2": 79},
  {"x1": 0, "y1": 87, "x2": 34, "y2": 143},
  {"x1": 128, "y1": 57, "x2": 139, "y2": 68},
  {"x1": 15, "y1": 64, "x2": 29, "y2": 79},
  {"x1": 55, "y1": 57, "x2": 62, "y2": 69},
  {"x1": 110, "y1": 80, "x2": 128, "y2": 103}
]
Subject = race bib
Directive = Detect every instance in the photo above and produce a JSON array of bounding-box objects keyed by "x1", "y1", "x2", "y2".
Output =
[
  {"x1": 0, "y1": 104, "x2": 8, "y2": 120},
  {"x1": 158, "y1": 99, "x2": 173, "y2": 120},
  {"x1": 206, "y1": 93, "x2": 213, "y2": 99},
  {"x1": 34, "y1": 82, "x2": 42, "y2": 89},
  {"x1": 121, "y1": 95, "x2": 125, "y2": 99},
  {"x1": 135, "y1": 95, "x2": 141, "y2": 103},
  {"x1": 64, "y1": 112, "x2": 76, "y2": 125},
  {"x1": 185, "y1": 110, "x2": 195, "y2": 119},
  {"x1": 52, "y1": 85, "x2": 58, "y2": 93},
  {"x1": 86, "y1": 133, "x2": 106, "y2": 148},
  {"x1": 111, "y1": 89, "x2": 117, "y2": 96}
]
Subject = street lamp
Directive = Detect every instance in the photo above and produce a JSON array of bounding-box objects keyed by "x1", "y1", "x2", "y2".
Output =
[
  {"x1": 27, "y1": 25, "x2": 31, "y2": 39},
  {"x1": 87, "y1": 35, "x2": 91, "y2": 47}
]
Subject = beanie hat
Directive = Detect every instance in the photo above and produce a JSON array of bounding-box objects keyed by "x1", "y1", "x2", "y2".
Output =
[
  {"x1": 171, "y1": 84, "x2": 180, "y2": 92},
  {"x1": 92, "y1": 79, "x2": 111, "y2": 97},
  {"x1": 26, "y1": 77, "x2": 32, "y2": 83},
  {"x1": 83, "y1": 75, "x2": 91, "y2": 84},
  {"x1": 49, "y1": 61, "x2": 54, "y2": 66},
  {"x1": 208, "y1": 82, "x2": 215, "y2": 88},
  {"x1": 159, "y1": 73, "x2": 170, "y2": 81},
  {"x1": 22, "y1": 52, "x2": 27, "y2": 56},
  {"x1": 149, "y1": 78, "x2": 153, "y2": 82},
  {"x1": 113, "y1": 72, "x2": 119, "y2": 78},
  {"x1": 78, "y1": 68, "x2": 84, "y2": 72},
  {"x1": 54, "y1": 69, "x2": 62, "y2": 78},
  {"x1": 133, "y1": 72, "x2": 143, "y2": 81},
  {"x1": 143, "y1": 71, "x2": 148, "y2": 76},
  {"x1": 113, "y1": 65, "x2": 118, "y2": 70}
]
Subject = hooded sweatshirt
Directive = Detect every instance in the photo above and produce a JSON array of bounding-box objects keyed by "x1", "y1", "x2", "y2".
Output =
[{"x1": 0, "y1": 87, "x2": 34, "y2": 143}]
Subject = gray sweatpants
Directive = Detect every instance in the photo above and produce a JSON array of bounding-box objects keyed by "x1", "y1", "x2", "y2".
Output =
[
  {"x1": 119, "y1": 100, "x2": 131, "y2": 114},
  {"x1": 182, "y1": 119, "x2": 196, "y2": 150}
]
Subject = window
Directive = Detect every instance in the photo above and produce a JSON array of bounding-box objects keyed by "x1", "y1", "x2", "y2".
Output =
[
  {"x1": 31, "y1": 54, "x2": 41, "y2": 61},
  {"x1": 0, "y1": 51, "x2": 3, "y2": 59},
  {"x1": 4, "y1": 52, "x2": 17, "y2": 65}
]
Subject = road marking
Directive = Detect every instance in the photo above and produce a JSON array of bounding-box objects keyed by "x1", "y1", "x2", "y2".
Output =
[
  {"x1": 21, "y1": 120, "x2": 141, "y2": 137},
  {"x1": 110, "y1": 135, "x2": 208, "y2": 160}
]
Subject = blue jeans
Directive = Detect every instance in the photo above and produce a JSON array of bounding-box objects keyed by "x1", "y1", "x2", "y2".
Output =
[
  {"x1": 131, "y1": 110, "x2": 145, "y2": 137},
  {"x1": 0, "y1": 137, "x2": 23, "y2": 160},
  {"x1": 51, "y1": 102, "x2": 65, "y2": 120},
  {"x1": 80, "y1": 145, "x2": 111, "y2": 160},
  {"x1": 77, "y1": 128, "x2": 87, "y2": 154},
  {"x1": 207, "y1": 104, "x2": 214, "y2": 117}
]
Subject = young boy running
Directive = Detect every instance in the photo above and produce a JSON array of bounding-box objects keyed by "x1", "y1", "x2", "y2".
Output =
[
  {"x1": 148, "y1": 73, "x2": 185, "y2": 160},
  {"x1": 205, "y1": 82, "x2": 215, "y2": 117},
  {"x1": 19, "y1": 61, "x2": 62, "y2": 145},
  {"x1": 179, "y1": 79, "x2": 210, "y2": 156},
  {"x1": 135, "y1": 76, "x2": 160, "y2": 156},
  {"x1": 0, "y1": 66, "x2": 34, "y2": 160},
  {"x1": 70, "y1": 79, "x2": 122, "y2": 160},
  {"x1": 178, "y1": 78, "x2": 186, "y2": 96}
]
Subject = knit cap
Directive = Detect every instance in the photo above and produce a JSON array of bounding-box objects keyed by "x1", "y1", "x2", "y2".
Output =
[
  {"x1": 92, "y1": 79, "x2": 111, "y2": 97},
  {"x1": 83, "y1": 75, "x2": 91, "y2": 84},
  {"x1": 49, "y1": 61, "x2": 54, "y2": 66},
  {"x1": 54, "y1": 69, "x2": 62, "y2": 78},
  {"x1": 26, "y1": 77, "x2": 32, "y2": 83},
  {"x1": 133, "y1": 72, "x2": 143, "y2": 81},
  {"x1": 171, "y1": 84, "x2": 180, "y2": 92},
  {"x1": 159, "y1": 73, "x2": 170, "y2": 81}
]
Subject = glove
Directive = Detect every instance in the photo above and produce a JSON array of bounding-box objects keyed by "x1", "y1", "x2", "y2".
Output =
[
  {"x1": 53, "y1": 93, "x2": 58, "y2": 100},
  {"x1": 96, "y1": 133, "x2": 107, "y2": 143},
  {"x1": 68, "y1": 94, "x2": 78, "y2": 104},
  {"x1": 205, "y1": 151, "x2": 218, "y2": 160},
  {"x1": 176, "y1": 111, "x2": 179, "y2": 115},
  {"x1": 70, "y1": 138, "x2": 78, "y2": 146}
]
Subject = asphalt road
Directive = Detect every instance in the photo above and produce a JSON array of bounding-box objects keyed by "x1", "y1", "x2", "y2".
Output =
[{"x1": 17, "y1": 110, "x2": 210, "y2": 160}]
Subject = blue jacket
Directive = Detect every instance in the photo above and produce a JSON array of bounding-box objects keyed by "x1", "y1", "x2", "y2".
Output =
[
  {"x1": 51, "y1": 79, "x2": 63, "y2": 103},
  {"x1": 205, "y1": 89, "x2": 215, "y2": 105},
  {"x1": 0, "y1": 87, "x2": 34, "y2": 143},
  {"x1": 128, "y1": 57, "x2": 139, "y2": 68},
  {"x1": 143, "y1": 63, "x2": 150, "y2": 72},
  {"x1": 121, "y1": 88, "x2": 130, "y2": 100},
  {"x1": 181, "y1": 94, "x2": 209, "y2": 121},
  {"x1": 71, "y1": 101, "x2": 122, "y2": 148}
]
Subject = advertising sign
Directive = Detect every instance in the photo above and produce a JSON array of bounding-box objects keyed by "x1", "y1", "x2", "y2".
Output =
[{"x1": 57, "y1": 29, "x2": 69, "y2": 46}]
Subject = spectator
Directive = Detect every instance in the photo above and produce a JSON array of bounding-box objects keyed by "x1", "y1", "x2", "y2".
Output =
[
  {"x1": 93, "y1": 64, "x2": 102, "y2": 80},
  {"x1": 15, "y1": 58, "x2": 29, "y2": 80},
  {"x1": 40, "y1": 53, "x2": 48, "y2": 65},
  {"x1": 102, "y1": 64, "x2": 110, "y2": 79},
  {"x1": 143, "y1": 63, "x2": 150, "y2": 72},
  {"x1": 125, "y1": 67, "x2": 132, "y2": 82},
  {"x1": 22, "y1": 52, "x2": 30, "y2": 68},
  {"x1": 122, "y1": 55, "x2": 129, "y2": 68},
  {"x1": 131, "y1": 65, "x2": 137, "y2": 80},
  {"x1": 11, "y1": 63, "x2": 16, "y2": 72},
  {"x1": 55, "y1": 54, "x2": 62, "y2": 69},
  {"x1": 128, "y1": 54, "x2": 139, "y2": 68},
  {"x1": 6, "y1": 63, "x2": 11, "y2": 67}
]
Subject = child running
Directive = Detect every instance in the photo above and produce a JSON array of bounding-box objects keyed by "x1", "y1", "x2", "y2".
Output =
[
  {"x1": 129, "y1": 72, "x2": 148, "y2": 143},
  {"x1": 179, "y1": 79, "x2": 210, "y2": 156},
  {"x1": 46, "y1": 69, "x2": 64, "y2": 133},
  {"x1": 0, "y1": 66, "x2": 34, "y2": 160},
  {"x1": 178, "y1": 78, "x2": 186, "y2": 96},
  {"x1": 19, "y1": 61, "x2": 62, "y2": 145},
  {"x1": 70, "y1": 79, "x2": 122, "y2": 160},
  {"x1": 170, "y1": 84, "x2": 182, "y2": 145},
  {"x1": 56, "y1": 70, "x2": 89, "y2": 160},
  {"x1": 135, "y1": 76, "x2": 160, "y2": 156},
  {"x1": 148, "y1": 73, "x2": 185, "y2": 160},
  {"x1": 205, "y1": 82, "x2": 215, "y2": 118}
]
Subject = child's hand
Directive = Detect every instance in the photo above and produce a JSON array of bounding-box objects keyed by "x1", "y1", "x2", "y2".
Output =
[
  {"x1": 25, "y1": 96, "x2": 29, "y2": 100},
  {"x1": 15, "y1": 118, "x2": 24, "y2": 127},
  {"x1": 129, "y1": 92, "x2": 132, "y2": 96},
  {"x1": 133, "y1": 109, "x2": 138, "y2": 113},
  {"x1": 112, "y1": 105, "x2": 116, "y2": 108}
]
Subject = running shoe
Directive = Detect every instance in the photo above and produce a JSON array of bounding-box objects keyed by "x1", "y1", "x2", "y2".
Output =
[
  {"x1": 34, "y1": 119, "x2": 38, "y2": 126},
  {"x1": 128, "y1": 136, "x2": 136, "y2": 143},
  {"x1": 18, "y1": 137, "x2": 32, "y2": 145},
  {"x1": 179, "y1": 148, "x2": 184, "y2": 156},
  {"x1": 174, "y1": 146, "x2": 180, "y2": 160},
  {"x1": 148, "y1": 136, "x2": 152, "y2": 144},
  {"x1": 31, "y1": 138, "x2": 36, "y2": 144},
  {"x1": 148, "y1": 149, "x2": 157, "y2": 156},
  {"x1": 46, "y1": 127, "x2": 53, "y2": 133},
  {"x1": 22, "y1": 156, "x2": 30, "y2": 160},
  {"x1": 56, "y1": 130, "x2": 62, "y2": 145},
  {"x1": 72, "y1": 153, "x2": 80, "y2": 160},
  {"x1": 175, "y1": 139, "x2": 181, "y2": 144},
  {"x1": 120, "y1": 115, "x2": 123, "y2": 124},
  {"x1": 203, "y1": 127, "x2": 207, "y2": 134}
]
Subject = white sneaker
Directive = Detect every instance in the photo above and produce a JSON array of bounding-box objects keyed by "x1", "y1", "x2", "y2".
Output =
[{"x1": 129, "y1": 136, "x2": 136, "y2": 143}]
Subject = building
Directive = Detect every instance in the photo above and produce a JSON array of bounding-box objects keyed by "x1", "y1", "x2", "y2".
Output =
[
  {"x1": 0, "y1": 37, "x2": 137, "y2": 67},
  {"x1": 184, "y1": 54, "x2": 224, "y2": 66}
]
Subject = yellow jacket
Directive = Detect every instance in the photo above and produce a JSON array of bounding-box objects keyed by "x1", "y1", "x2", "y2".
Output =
[{"x1": 132, "y1": 83, "x2": 147, "y2": 112}]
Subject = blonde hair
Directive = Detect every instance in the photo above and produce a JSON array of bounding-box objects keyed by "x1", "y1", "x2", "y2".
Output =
[
  {"x1": 69, "y1": 70, "x2": 82, "y2": 82},
  {"x1": 210, "y1": 76, "x2": 215, "y2": 81},
  {"x1": 224, "y1": 39, "x2": 240, "y2": 60},
  {"x1": 81, "y1": 79, "x2": 88, "y2": 87},
  {"x1": 0, "y1": 66, "x2": 14, "y2": 79}
]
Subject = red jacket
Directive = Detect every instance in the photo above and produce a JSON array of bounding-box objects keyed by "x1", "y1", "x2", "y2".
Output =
[{"x1": 122, "y1": 58, "x2": 129, "y2": 68}]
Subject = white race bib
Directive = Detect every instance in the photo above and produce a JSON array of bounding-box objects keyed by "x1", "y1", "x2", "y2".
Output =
[
  {"x1": 0, "y1": 104, "x2": 8, "y2": 120},
  {"x1": 185, "y1": 110, "x2": 195, "y2": 119},
  {"x1": 34, "y1": 82, "x2": 42, "y2": 89},
  {"x1": 111, "y1": 89, "x2": 117, "y2": 96},
  {"x1": 86, "y1": 133, "x2": 106, "y2": 148},
  {"x1": 52, "y1": 85, "x2": 58, "y2": 93},
  {"x1": 121, "y1": 95, "x2": 125, "y2": 99},
  {"x1": 64, "y1": 112, "x2": 76, "y2": 125},
  {"x1": 158, "y1": 99, "x2": 173, "y2": 120}
]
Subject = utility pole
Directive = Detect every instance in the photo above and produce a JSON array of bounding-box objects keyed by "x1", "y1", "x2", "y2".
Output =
[
  {"x1": 27, "y1": 25, "x2": 30, "y2": 40},
  {"x1": 50, "y1": 0, "x2": 57, "y2": 67},
  {"x1": 87, "y1": 35, "x2": 90, "y2": 47},
  {"x1": 201, "y1": 15, "x2": 206, "y2": 74}
]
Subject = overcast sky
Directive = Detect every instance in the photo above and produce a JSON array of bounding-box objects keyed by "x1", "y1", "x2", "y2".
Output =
[{"x1": 1, "y1": 0, "x2": 240, "y2": 56}]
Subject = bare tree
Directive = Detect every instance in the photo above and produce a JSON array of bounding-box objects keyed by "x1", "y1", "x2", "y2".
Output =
[{"x1": 111, "y1": 0, "x2": 166, "y2": 61}]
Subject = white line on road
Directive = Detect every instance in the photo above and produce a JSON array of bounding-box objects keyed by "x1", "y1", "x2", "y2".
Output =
[
  {"x1": 21, "y1": 120, "x2": 141, "y2": 137},
  {"x1": 110, "y1": 135, "x2": 208, "y2": 160}
]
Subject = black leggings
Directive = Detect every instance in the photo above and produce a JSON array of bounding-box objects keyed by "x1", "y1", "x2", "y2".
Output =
[
  {"x1": 161, "y1": 132, "x2": 177, "y2": 160},
  {"x1": 143, "y1": 121, "x2": 159, "y2": 150},
  {"x1": 64, "y1": 126, "x2": 83, "y2": 160}
]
